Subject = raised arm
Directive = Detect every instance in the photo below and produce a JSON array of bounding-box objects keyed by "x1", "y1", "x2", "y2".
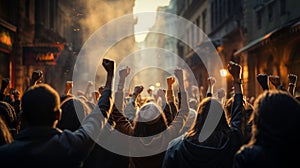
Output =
[
  {"x1": 227, "y1": 61, "x2": 245, "y2": 135},
  {"x1": 81, "y1": 58, "x2": 114, "y2": 135},
  {"x1": 64, "y1": 81, "x2": 73, "y2": 96},
  {"x1": 110, "y1": 66, "x2": 135, "y2": 135},
  {"x1": 288, "y1": 73, "x2": 297, "y2": 96},
  {"x1": 156, "y1": 88, "x2": 173, "y2": 126},
  {"x1": 166, "y1": 76, "x2": 178, "y2": 121},
  {"x1": 123, "y1": 85, "x2": 143, "y2": 122},
  {"x1": 166, "y1": 69, "x2": 189, "y2": 137},
  {"x1": 0, "y1": 78, "x2": 9, "y2": 101},
  {"x1": 30, "y1": 70, "x2": 43, "y2": 87},
  {"x1": 206, "y1": 77, "x2": 216, "y2": 97}
]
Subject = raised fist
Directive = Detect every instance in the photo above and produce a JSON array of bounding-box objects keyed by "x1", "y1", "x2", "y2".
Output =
[
  {"x1": 167, "y1": 76, "x2": 175, "y2": 86},
  {"x1": 102, "y1": 58, "x2": 115, "y2": 73},
  {"x1": 269, "y1": 75, "x2": 280, "y2": 88},
  {"x1": 288, "y1": 74, "x2": 297, "y2": 85},
  {"x1": 257, "y1": 74, "x2": 269, "y2": 90},
  {"x1": 227, "y1": 61, "x2": 242, "y2": 79},
  {"x1": 133, "y1": 85, "x2": 144, "y2": 96},
  {"x1": 119, "y1": 66, "x2": 131, "y2": 78},
  {"x1": 207, "y1": 77, "x2": 216, "y2": 86}
]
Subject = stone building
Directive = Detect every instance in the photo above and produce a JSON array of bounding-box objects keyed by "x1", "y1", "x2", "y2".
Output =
[
  {"x1": 235, "y1": 0, "x2": 300, "y2": 97},
  {"x1": 0, "y1": 0, "x2": 80, "y2": 94}
]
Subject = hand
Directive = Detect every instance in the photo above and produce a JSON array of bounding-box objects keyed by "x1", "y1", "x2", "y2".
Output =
[
  {"x1": 119, "y1": 66, "x2": 130, "y2": 79},
  {"x1": 288, "y1": 74, "x2": 297, "y2": 85},
  {"x1": 174, "y1": 68, "x2": 183, "y2": 83},
  {"x1": 269, "y1": 75, "x2": 281, "y2": 88},
  {"x1": 66, "y1": 81, "x2": 73, "y2": 90},
  {"x1": 207, "y1": 77, "x2": 216, "y2": 86},
  {"x1": 87, "y1": 81, "x2": 94, "y2": 87},
  {"x1": 102, "y1": 58, "x2": 115, "y2": 74},
  {"x1": 227, "y1": 61, "x2": 242, "y2": 80},
  {"x1": 133, "y1": 85, "x2": 144, "y2": 96},
  {"x1": 31, "y1": 70, "x2": 43, "y2": 85},
  {"x1": 1, "y1": 78, "x2": 10, "y2": 91},
  {"x1": 167, "y1": 76, "x2": 175, "y2": 87},
  {"x1": 12, "y1": 89, "x2": 20, "y2": 100},
  {"x1": 98, "y1": 86, "x2": 104, "y2": 94},
  {"x1": 257, "y1": 74, "x2": 269, "y2": 90}
]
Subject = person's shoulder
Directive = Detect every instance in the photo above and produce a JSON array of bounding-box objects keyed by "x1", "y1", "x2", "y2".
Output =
[
  {"x1": 234, "y1": 145, "x2": 265, "y2": 165},
  {"x1": 167, "y1": 134, "x2": 185, "y2": 151}
]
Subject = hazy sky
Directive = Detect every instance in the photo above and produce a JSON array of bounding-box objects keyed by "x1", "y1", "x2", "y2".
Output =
[{"x1": 133, "y1": 0, "x2": 170, "y2": 42}]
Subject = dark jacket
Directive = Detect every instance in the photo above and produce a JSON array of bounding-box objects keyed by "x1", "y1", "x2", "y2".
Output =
[
  {"x1": 162, "y1": 94, "x2": 245, "y2": 168},
  {"x1": 112, "y1": 90, "x2": 189, "y2": 168},
  {"x1": 233, "y1": 91, "x2": 300, "y2": 168},
  {"x1": 0, "y1": 89, "x2": 112, "y2": 168}
]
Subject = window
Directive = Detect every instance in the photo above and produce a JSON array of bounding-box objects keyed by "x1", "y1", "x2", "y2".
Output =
[
  {"x1": 191, "y1": 25, "x2": 194, "y2": 47},
  {"x1": 280, "y1": 0, "x2": 286, "y2": 16},
  {"x1": 217, "y1": 0, "x2": 221, "y2": 25},
  {"x1": 268, "y1": 4, "x2": 273, "y2": 22},
  {"x1": 202, "y1": 10, "x2": 207, "y2": 33},
  {"x1": 256, "y1": 11, "x2": 262, "y2": 29},
  {"x1": 196, "y1": 17, "x2": 200, "y2": 42},
  {"x1": 211, "y1": 2, "x2": 215, "y2": 29},
  {"x1": 227, "y1": 0, "x2": 231, "y2": 16},
  {"x1": 25, "y1": 0, "x2": 30, "y2": 18},
  {"x1": 50, "y1": 0, "x2": 55, "y2": 28},
  {"x1": 187, "y1": 29, "x2": 190, "y2": 47}
]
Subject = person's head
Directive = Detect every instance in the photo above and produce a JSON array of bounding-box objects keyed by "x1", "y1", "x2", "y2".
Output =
[
  {"x1": 0, "y1": 117, "x2": 13, "y2": 145},
  {"x1": 217, "y1": 88, "x2": 225, "y2": 100},
  {"x1": 187, "y1": 97, "x2": 229, "y2": 138},
  {"x1": 250, "y1": 90, "x2": 300, "y2": 147},
  {"x1": 57, "y1": 97, "x2": 91, "y2": 131},
  {"x1": 133, "y1": 102, "x2": 168, "y2": 137},
  {"x1": 0, "y1": 101, "x2": 17, "y2": 130},
  {"x1": 224, "y1": 95, "x2": 253, "y2": 123},
  {"x1": 21, "y1": 84, "x2": 61, "y2": 127}
]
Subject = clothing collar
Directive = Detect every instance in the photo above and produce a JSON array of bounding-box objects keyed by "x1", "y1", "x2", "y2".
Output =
[{"x1": 16, "y1": 127, "x2": 62, "y2": 140}]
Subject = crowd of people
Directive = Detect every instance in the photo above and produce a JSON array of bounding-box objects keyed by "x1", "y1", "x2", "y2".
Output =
[{"x1": 0, "y1": 58, "x2": 299, "y2": 168}]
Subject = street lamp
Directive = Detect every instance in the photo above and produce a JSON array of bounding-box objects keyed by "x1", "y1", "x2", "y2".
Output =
[
  {"x1": 220, "y1": 69, "x2": 227, "y2": 77},
  {"x1": 155, "y1": 82, "x2": 161, "y2": 87}
]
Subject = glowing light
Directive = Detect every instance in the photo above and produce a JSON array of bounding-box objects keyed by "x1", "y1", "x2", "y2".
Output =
[
  {"x1": 149, "y1": 85, "x2": 155, "y2": 91},
  {"x1": 155, "y1": 82, "x2": 161, "y2": 87},
  {"x1": 133, "y1": 0, "x2": 171, "y2": 42},
  {"x1": 220, "y1": 69, "x2": 227, "y2": 77}
]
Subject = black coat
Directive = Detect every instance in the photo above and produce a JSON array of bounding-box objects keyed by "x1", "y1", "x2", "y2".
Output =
[
  {"x1": 0, "y1": 89, "x2": 112, "y2": 168},
  {"x1": 162, "y1": 94, "x2": 245, "y2": 168}
]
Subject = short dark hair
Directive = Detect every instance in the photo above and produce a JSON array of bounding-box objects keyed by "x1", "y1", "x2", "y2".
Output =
[{"x1": 21, "y1": 84, "x2": 60, "y2": 126}]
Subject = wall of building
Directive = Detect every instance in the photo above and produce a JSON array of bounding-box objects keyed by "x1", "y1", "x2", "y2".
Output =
[{"x1": 240, "y1": 0, "x2": 300, "y2": 97}]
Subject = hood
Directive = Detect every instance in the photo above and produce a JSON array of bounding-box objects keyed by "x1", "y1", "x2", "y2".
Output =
[{"x1": 168, "y1": 132, "x2": 234, "y2": 167}]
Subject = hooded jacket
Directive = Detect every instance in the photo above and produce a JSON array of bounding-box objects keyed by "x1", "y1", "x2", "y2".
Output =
[
  {"x1": 112, "y1": 90, "x2": 190, "y2": 168},
  {"x1": 162, "y1": 94, "x2": 245, "y2": 168}
]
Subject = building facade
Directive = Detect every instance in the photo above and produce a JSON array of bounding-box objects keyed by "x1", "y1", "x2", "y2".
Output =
[
  {"x1": 177, "y1": 0, "x2": 212, "y2": 95},
  {"x1": 0, "y1": 0, "x2": 81, "y2": 94},
  {"x1": 235, "y1": 0, "x2": 300, "y2": 97}
]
